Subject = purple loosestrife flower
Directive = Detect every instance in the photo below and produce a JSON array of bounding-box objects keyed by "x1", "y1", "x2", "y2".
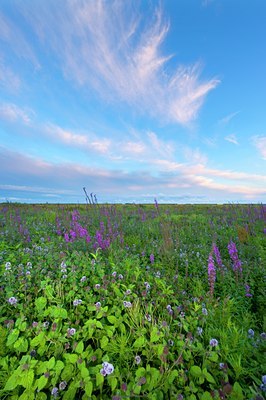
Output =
[
  {"x1": 150, "y1": 254, "x2": 155, "y2": 264},
  {"x1": 212, "y1": 243, "x2": 224, "y2": 272},
  {"x1": 245, "y1": 284, "x2": 253, "y2": 297},
  {"x1": 209, "y1": 338, "x2": 219, "y2": 347},
  {"x1": 208, "y1": 251, "x2": 216, "y2": 296},
  {"x1": 8, "y1": 297, "x2": 18, "y2": 305},
  {"x1": 228, "y1": 240, "x2": 242, "y2": 274}
]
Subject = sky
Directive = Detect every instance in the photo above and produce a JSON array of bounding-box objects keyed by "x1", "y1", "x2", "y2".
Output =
[{"x1": 0, "y1": 0, "x2": 266, "y2": 204}]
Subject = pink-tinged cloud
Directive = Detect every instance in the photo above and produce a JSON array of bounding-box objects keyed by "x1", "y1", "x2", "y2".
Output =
[{"x1": 0, "y1": 103, "x2": 32, "y2": 124}]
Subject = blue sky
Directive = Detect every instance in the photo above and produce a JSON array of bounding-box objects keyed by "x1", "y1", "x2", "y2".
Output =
[{"x1": 0, "y1": 0, "x2": 265, "y2": 204}]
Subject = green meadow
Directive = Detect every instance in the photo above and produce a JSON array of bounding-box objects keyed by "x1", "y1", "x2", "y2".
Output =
[{"x1": 0, "y1": 202, "x2": 265, "y2": 399}]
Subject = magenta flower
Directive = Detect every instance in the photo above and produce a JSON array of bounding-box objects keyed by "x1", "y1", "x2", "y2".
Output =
[{"x1": 208, "y1": 251, "x2": 216, "y2": 296}]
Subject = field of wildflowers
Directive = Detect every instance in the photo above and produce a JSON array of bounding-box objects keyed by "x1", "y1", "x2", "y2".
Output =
[{"x1": 0, "y1": 201, "x2": 265, "y2": 399}]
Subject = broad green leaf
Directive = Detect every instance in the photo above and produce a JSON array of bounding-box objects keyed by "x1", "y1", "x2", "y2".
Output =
[
  {"x1": 18, "y1": 391, "x2": 35, "y2": 400},
  {"x1": 96, "y1": 372, "x2": 104, "y2": 387},
  {"x1": 61, "y1": 364, "x2": 74, "y2": 381},
  {"x1": 7, "y1": 329, "x2": 20, "y2": 347},
  {"x1": 47, "y1": 356, "x2": 55, "y2": 370},
  {"x1": 110, "y1": 377, "x2": 117, "y2": 391},
  {"x1": 64, "y1": 353, "x2": 78, "y2": 364},
  {"x1": 100, "y1": 336, "x2": 109, "y2": 349},
  {"x1": 54, "y1": 360, "x2": 64, "y2": 374},
  {"x1": 37, "y1": 375, "x2": 48, "y2": 391},
  {"x1": 150, "y1": 327, "x2": 161, "y2": 343},
  {"x1": 31, "y1": 332, "x2": 46, "y2": 347},
  {"x1": 20, "y1": 370, "x2": 34, "y2": 390},
  {"x1": 168, "y1": 369, "x2": 178, "y2": 384},
  {"x1": 35, "y1": 297, "x2": 47, "y2": 312},
  {"x1": 133, "y1": 336, "x2": 145, "y2": 348},
  {"x1": 190, "y1": 365, "x2": 202, "y2": 378},
  {"x1": 107, "y1": 316, "x2": 117, "y2": 324},
  {"x1": 36, "y1": 392, "x2": 47, "y2": 400},
  {"x1": 81, "y1": 367, "x2": 89, "y2": 378},
  {"x1": 200, "y1": 392, "x2": 213, "y2": 400},
  {"x1": 14, "y1": 337, "x2": 28, "y2": 353},
  {"x1": 75, "y1": 341, "x2": 84, "y2": 354},
  {"x1": 4, "y1": 374, "x2": 19, "y2": 391},
  {"x1": 85, "y1": 381, "x2": 93, "y2": 396}
]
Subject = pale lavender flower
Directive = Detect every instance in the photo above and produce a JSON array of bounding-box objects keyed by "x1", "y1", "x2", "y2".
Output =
[
  {"x1": 43, "y1": 321, "x2": 49, "y2": 328},
  {"x1": 5, "y1": 262, "x2": 11, "y2": 270},
  {"x1": 26, "y1": 270, "x2": 31, "y2": 275},
  {"x1": 125, "y1": 289, "x2": 131, "y2": 295},
  {"x1": 144, "y1": 282, "x2": 151, "y2": 290},
  {"x1": 150, "y1": 254, "x2": 155, "y2": 264},
  {"x1": 197, "y1": 327, "x2": 203, "y2": 336},
  {"x1": 145, "y1": 314, "x2": 152, "y2": 322},
  {"x1": 95, "y1": 284, "x2": 101, "y2": 289},
  {"x1": 262, "y1": 375, "x2": 266, "y2": 385},
  {"x1": 8, "y1": 297, "x2": 17, "y2": 305},
  {"x1": 73, "y1": 299, "x2": 82, "y2": 306},
  {"x1": 123, "y1": 301, "x2": 132, "y2": 308},
  {"x1": 59, "y1": 381, "x2": 67, "y2": 390},
  {"x1": 168, "y1": 339, "x2": 174, "y2": 346},
  {"x1": 248, "y1": 329, "x2": 255, "y2": 338},
  {"x1": 112, "y1": 271, "x2": 117, "y2": 277},
  {"x1": 202, "y1": 307, "x2": 208, "y2": 316},
  {"x1": 135, "y1": 355, "x2": 141, "y2": 365},
  {"x1": 67, "y1": 328, "x2": 76, "y2": 336},
  {"x1": 95, "y1": 301, "x2": 101, "y2": 308},
  {"x1": 209, "y1": 338, "x2": 219, "y2": 347},
  {"x1": 27, "y1": 262, "x2": 32, "y2": 268},
  {"x1": 51, "y1": 387, "x2": 59, "y2": 397},
  {"x1": 244, "y1": 284, "x2": 252, "y2": 297},
  {"x1": 80, "y1": 276, "x2": 87, "y2": 282},
  {"x1": 100, "y1": 361, "x2": 114, "y2": 376},
  {"x1": 118, "y1": 274, "x2": 123, "y2": 279},
  {"x1": 62, "y1": 274, "x2": 67, "y2": 279}
]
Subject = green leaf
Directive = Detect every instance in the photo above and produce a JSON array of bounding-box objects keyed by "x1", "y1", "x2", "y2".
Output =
[
  {"x1": 133, "y1": 336, "x2": 145, "y2": 348},
  {"x1": 200, "y1": 392, "x2": 213, "y2": 400},
  {"x1": 205, "y1": 372, "x2": 215, "y2": 384},
  {"x1": 7, "y1": 329, "x2": 20, "y2": 346},
  {"x1": 110, "y1": 377, "x2": 117, "y2": 391},
  {"x1": 150, "y1": 327, "x2": 161, "y2": 343},
  {"x1": 36, "y1": 392, "x2": 47, "y2": 400},
  {"x1": 232, "y1": 382, "x2": 244, "y2": 399},
  {"x1": 47, "y1": 356, "x2": 55, "y2": 370},
  {"x1": 31, "y1": 332, "x2": 46, "y2": 347},
  {"x1": 61, "y1": 364, "x2": 74, "y2": 381},
  {"x1": 100, "y1": 336, "x2": 109, "y2": 349},
  {"x1": 81, "y1": 367, "x2": 89, "y2": 378},
  {"x1": 190, "y1": 365, "x2": 202, "y2": 378},
  {"x1": 35, "y1": 297, "x2": 47, "y2": 312},
  {"x1": 54, "y1": 360, "x2": 64, "y2": 374},
  {"x1": 75, "y1": 341, "x2": 84, "y2": 354},
  {"x1": 107, "y1": 316, "x2": 117, "y2": 324},
  {"x1": 14, "y1": 338, "x2": 28, "y2": 353},
  {"x1": 96, "y1": 372, "x2": 104, "y2": 387},
  {"x1": 20, "y1": 370, "x2": 34, "y2": 390},
  {"x1": 168, "y1": 369, "x2": 178, "y2": 384},
  {"x1": 208, "y1": 351, "x2": 218, "y2": 362},
  {"x1": 85, "y1": 381, "x2": 93, "y2": 396},
  {"x1": 64, "y1": 353, "x2": 78, "y2": 364},
  {"x1": 18, "y1": 391, "x2": 35, "y2": 400},
  {"x1": 37, "y1": 376, "x2": 48, "y2": 391},
  {"x1": 4, "y1": 374, "x2": 19, "y2": 391}
]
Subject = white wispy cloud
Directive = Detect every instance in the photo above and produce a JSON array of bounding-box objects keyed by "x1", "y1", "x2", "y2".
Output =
[
  {"x1": 219, "y1": 111, "x2": 240, "y2": 125},
  {"x1": 0, "y1": 59, "x2": 21, "y2": 92},
  {"x1": 0, "y1": 103, "x2": 32, "y2": 124},
  {"x1": 224, "y1": 133, "x2": 239, "y2": 145},
  {"x1": 252, "y1": 135, "x2": 266, "y2": 160},
  {"x1": 17, "y1": 0, "x2": 219, "y2": 125}
]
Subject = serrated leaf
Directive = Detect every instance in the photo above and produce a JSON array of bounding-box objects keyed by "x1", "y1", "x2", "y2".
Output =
[
  {"x1": 31, "y1": 332, "x2": 45, "y2": 347},
  {"x1": 20, "y1": 370, "x2": 34, "y2": 390},
  {"x1": 64, "y1": 353, "x2": 78, "y2": 364},
  {"x1": 7, "y1": 329, "x2": 20, "y2": 347},
  {"x1": 14, "y1": 338, "x2": 28, "y2": 353}
]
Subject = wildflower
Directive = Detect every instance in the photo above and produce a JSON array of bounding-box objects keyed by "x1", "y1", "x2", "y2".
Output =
[
  {"x1": 118, "y1": 274, "x2": 123, "y2": 279},
  {"x1": 95, "y1": 284, "x2": 101, "y2": 289},
  {"x1": 145, "y1": 314, "x2": 152, "y2": 322},
  {"x1": 80, "y1": 276, "x2": 86, "y2": 282},
  {"x1": 5, "y1": 262, "x2": 11, "y2": 270},
  {"x1": 197, "y1": 327, "x2": 203, "y2": 336},
  {"x1": 30, "y1": 350, "x2": 36, "y2": 357},
  {"x1": 144, "y1": 282, "x2": 151, "y2": 290},
  {"x1": 125, "y1": 289, "x2": 131, "y2": 295},
  {"x1": 244, "y1": 284, "x2": 252, "y2": 297},
  {"x1": 168, "y1": 339, "x2": 174, "y2": 346},
  {"x1": 59, "y1": 381, "x2": 67, "y2": 390},
  {"x1": 51, "y1": 387, "x2": 59, "y2": 397},
  {"x1": 209, "y1": 338, "x2": 219, "y2": 347},
  {"x1": 219, "y1": 363, "x2": 225, "y2": 369},
  {"x1": 61, "y1": 268, "x2": 67, "y2": 273},
  {"x1": 138, "y1": 377, "x2": 147, "y2": 386},
  {"x1": 123, "y1": 301, "x2": 132, "y2": 308},
  {"x1": 100, "y1": 361, "x2": 114, "y2": 376},
  {"x1": 180, "y1": 312, "x2": 185, "y2": 318},
  {"x1": 202, "y1": 307, "x2": 208, "y2": 316},
  {"x1": 32, "y1": 321, "x2": 38, "y2": 328},
  {"x1": 8, "y1": 297, "x2": 18, "y2": 305},
  {"x1": 62, "y1": 274, "x2": 67, "y2": 279},
  {"x1": 150, "y1": 254, "x2": 155, "y2": 264},
  {"x1": 135, "y1": 355, "x2": 141, "y2": 365},
  {"x1": 67, "y1": 328, "x2": 76, "y2": 336},
  {"x1": 248, "y1": 329, "x2": 255, "y2": 338},
  {"x1": 112, "y1": 271, "x2": 117, "y2": 277},
  {"x1": 208, "y1": 251, "x2": 216, "y2": 296},
  {"x1": 262, "y1": 376, "x2": 266, "y2": 385},
  {"x1": 166, "y1": 304, "x2": 172, "y2": 311},
  {"x1": 212, "y1": 243, "x2": 223, "y2": 270},
  {"x1": 121, "y1": 383, "x2": 127, "y2": 391},
  {"x1": 61, "y1": 262, "x2": 67, "y2": 268},
  {"x1": 228, "y1": 240, "x2": 242, "y2": 274},
  {"x1": 260, "y1": 332, "x2": 266, "y2": 340},
  {"x1": 73, "y1": 299, "x2": 82, "y2": 306},
  {"x1": 95, "y1": 301, "x2": 101, "y2": 308},
  {"x1": 27, "y1": 262, "x2": 32, "y2": 268},
  {"x1": 26, "y1": 270, "x2": 31, "y2": 275},
  {"x1": 43, "y1": 321, "x2": 50, "y2": 328}
]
